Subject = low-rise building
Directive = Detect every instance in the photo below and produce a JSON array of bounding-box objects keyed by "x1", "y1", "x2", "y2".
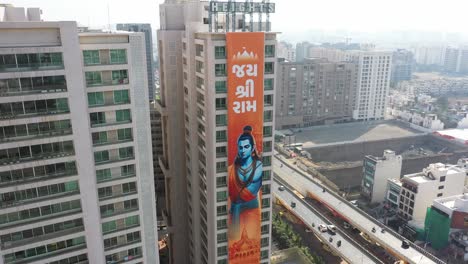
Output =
[
  {"x1": 398, "y1": 163, "x2": 466, "y2": 222},
  {"x1": 361, "y1": 150, "x2": 402, "y2": 204},
  {"x1": 386, "y1": 178, "x2": 402, "y2": 209}
]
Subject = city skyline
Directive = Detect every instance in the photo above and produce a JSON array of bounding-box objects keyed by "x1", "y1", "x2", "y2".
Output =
[{"x1": 6, "y1": 0, "x2": 468, "y2": 36}]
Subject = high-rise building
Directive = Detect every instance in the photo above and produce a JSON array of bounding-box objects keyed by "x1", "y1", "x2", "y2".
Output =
[
  {"x1": 277, "y1": 41, "x2": 295, "y2": 62},
  {"x1": 116, "y1": 23, "x2": 156, "y2": 100},
  {"x1": 275, "y1": 58, "x2": 356, "y2": 129},
  {"x1": 390, "y1": 49, "x2": 414, "y2": 86},
  {"x1": 295, "y1": 41, "x2": 312, "y2": 62},
  {"x1": 157, "y1": 0, "x2": 276, "y2": 263},
  {"x1": 361, "y1": 150, "x2": 402, "y2": 204},
  {"x1": 398, "y1": 163, "x2": 465, "y2": 222},
  {"x1": 0, "y1": 7, "x2": 159, "y2": 264},
  {"x1": 347, "y1": 51, "x2": 392, "y2": 121},
  {"x1": 444, "y1": 46, "x2": 468, "y2": 74}
]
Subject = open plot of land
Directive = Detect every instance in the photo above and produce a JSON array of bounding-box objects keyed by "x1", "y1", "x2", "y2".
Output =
[{"x1": 280, "y1": 120, "x2": 423, "y2": 148}]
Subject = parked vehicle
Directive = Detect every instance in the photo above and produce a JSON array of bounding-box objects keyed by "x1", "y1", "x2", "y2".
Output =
[
  {"x1": 327, "y1": 225, "x2": 337, "y2": 235},
  {"x1": 278, "y1": 185, "x2": 285, "y2": 191}
]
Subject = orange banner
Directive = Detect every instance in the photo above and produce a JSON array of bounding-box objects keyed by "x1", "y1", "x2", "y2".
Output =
[{"x1": 226, "y1": 32, "x2": 264, "y2": 264}]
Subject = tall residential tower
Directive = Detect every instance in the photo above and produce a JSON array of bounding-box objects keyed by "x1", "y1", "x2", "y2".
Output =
[
  {"x1": 0, "y1": 7, "x2": 159, "y2": 264},
  {"x1": 157, "y1": 0, "x2": 276, "y2": 263}
]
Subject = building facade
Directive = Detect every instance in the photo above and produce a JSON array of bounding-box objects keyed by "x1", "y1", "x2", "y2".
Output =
[
  {"x1": 116, "y1": 23, "x2": 155, "y2": 101},
  {"x1": 361, "y1": 150, "x2": 402, "y2": 204},
  {"x1": 157, "y1": 1, "x2": 275, "y2": 263},
  {"x1": 398, "y1": 163, "x2": 465, "y2": 222},
  {"x1": 275, "y1": 58, "x2": 356, "y2": 129},
  {"x1": 347, "y1": 51, "x2": 392, "y2": 121},
  {"x1": 0, "y1": 8, "x2": 159, "y2": 264},
  {"x1": 390, "y1": 49, "x2": 413, "y2": 86}
]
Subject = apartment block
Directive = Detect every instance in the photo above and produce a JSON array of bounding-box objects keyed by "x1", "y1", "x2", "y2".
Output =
[
  {"x1": 0, "y1": 7, "x2": 159, "y2": 264},
  {"x1": 275, "y1": 58, "x2": 356, "y2": 129},
  {"x1": 398, "y1": 163, "x2": 465, "y2": 222},
  {"x1": 157, "y1": 0, "x2": 275, "y2": 263}
]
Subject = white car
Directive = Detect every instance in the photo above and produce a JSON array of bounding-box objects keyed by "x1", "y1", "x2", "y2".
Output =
[
  {"x1": 327, "y1": 225, "x2": 337, "y2": 235},
  {"x1": 318, "y1": 224, "x2": 328, "y2": 232}
]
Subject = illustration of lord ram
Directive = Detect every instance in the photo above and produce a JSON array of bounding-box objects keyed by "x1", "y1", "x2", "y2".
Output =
[{"x1": 228, "y1": 125, "x2": 262, "y2": 262}]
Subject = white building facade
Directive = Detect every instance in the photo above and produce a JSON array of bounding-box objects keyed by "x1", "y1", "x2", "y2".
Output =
[
  {"x1": 0, "y1": 8, "x2": 159, "y2": 264},
  {"x1": 399, "y1": 163, "x2": 466, "y2": 222},
  {"x1": 361, "y1": 150, "x2": 402, "y2": 204}
]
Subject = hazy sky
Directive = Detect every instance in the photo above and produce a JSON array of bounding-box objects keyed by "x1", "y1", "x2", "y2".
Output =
[{"x1": 6, "y1": 0, "x2": 468, "y2": 34}]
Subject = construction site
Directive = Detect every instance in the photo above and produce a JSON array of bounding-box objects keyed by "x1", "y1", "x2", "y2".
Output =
[{"x1": 277, "y1": 120, "x2": 468, "y2": 196}]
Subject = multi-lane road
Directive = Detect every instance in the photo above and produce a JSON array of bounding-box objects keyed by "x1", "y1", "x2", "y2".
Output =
[
  {"x1": 273, "y1": 179, "x2": 383, "y2": 264},
  {"x1": 273, "y1": 155, "x2": 445, "y2": 264}
]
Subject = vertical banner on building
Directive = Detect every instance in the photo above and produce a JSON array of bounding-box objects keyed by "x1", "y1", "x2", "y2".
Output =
[{"x1": 226, "y1": 32, "x2": 264, "y2": 263}]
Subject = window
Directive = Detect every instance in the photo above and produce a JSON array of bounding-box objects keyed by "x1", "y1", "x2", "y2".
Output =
[
  {"x1": 87, "y1": 92, "x2": 104, "y2": 106},
  {"x1": 113, "y1": 90, "x2": 130, "y2": 104},
  {"x1": 438, "y1": 185, "x2": 444, "y2": 190},
  {"x1": 264, "y1": 78, "x2": 274, "y2": 90},
  {"x1": 216, "y1": 161, "x2": 227, "y2": 173},
  {"x1": 216, "y1": 114, "x2": 227, "y2": 126},
  {"x1": 440, "y1": 176, "x2": 446, "y2": 182},
  {"x1": 265, "y1": 62, "x2": 274, "y2": 74},
  {"x1": 110, "y1": 49, "x2": 127, "y2": 64},
  {"x1": 437, "y1": 193, "x2": 443, "y2": 197},
  {"x1": 83, "y1": 50, "x2": 100, "y2": 65},
  {"x1": 217, "y1": 219, "x2": 227, "y2": 230},
  {"x1": 265, "y1": 45, "x2": 275, "y2": 57},
  {"x1": 111, "y1": 70, "x2": 128, "y2": 84},
  {"x1": 125, "y1": 215, "x2": 139, "y2": 227},
  {"x1": 264, "y1": 94, "x2": 273, "y2": 106},
  {"x1": 217, "y1": 245, "x2": 227, "y2": 256},
  {"x1": 215, "y1": 64, "x2": 227, "y2": 76},
  {"x1": 262, "y1": 170, "x2": 271, "y2": 181},
  {"x1": 215, "y1": 46, "x2": 226, "y2": 59},
  {"x1": 92, "y1": 131, "x2": 108, "y2": 145},
  {"x1": 264, "y1": 110, "x2": 273, "y2": 122},
  {"x1": 90, "y1": 112, "x2": 106, "y2": 126},
  {"x1": 94, "y1": 150, "x2": 109, "y2": 163},
  {"x1": 217, "y1": 205, "x2": 227, "y2": 216},
  {"x1": 119, "y1": 147, "x2": 134, "y2": 159},
  {"x1": 85, "y1": 72, "x2": 102, "y2": 86},
  {"x1": 217, "y1": 232, "x2": 227, "y2": 243},
  {"x1": 96, "y1": 169, "x2": 112, "y2": 182},
  {"x1": 216, "y1": 191, "x2": 227, "y2": 202},
  {"x1": 122, "y1": 182, "x2": 136, "y2": 193},
  {"x1": 261, "y1": 211, "x2": 270, "y2": 221},
  {"x1": 117, "y1": 128, "x2": 132, "y2": 141},
  {"x1": 262, "y1": 185, "x2": 271, "y2": 195},
  {"x1": 216, "y1": 130, "x2": 227, "y2": 142},
  {"x1": 216, "y1": 146, "x2": 227, "y2": 158},
  {"x1": 215, "y1": 80, "x2": 227, "y2": 93},
  {"x1": 263, "y1": 126, "x2": 272, "y2": 137},
  {"x1": 263, "y1": 141, "x2": 272, "y2": 152},
  {"x1": 116, "y1": 109, "x2": 131, "y2": 122},
  {"x1": 215, "y1": 98, "x2": 227, "y2": 109},
  {"x1": 261, "y1": 224, "x2": 269, "y2": 234},
  {"x1": 216, "y1": 176, "x2": 227, "y2": 187}
]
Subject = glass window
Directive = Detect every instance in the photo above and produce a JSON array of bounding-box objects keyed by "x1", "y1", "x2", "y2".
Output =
[
  {"x1": 215, "y1": 64, "x2": 226, "y2": 76},
  {"x1": 110, "y1": 49, "x2": 127, "y2": 64},
  {"x1": 215, "y1": 80, "x2": 227, "y2": 93},
  {"x1": 92, "y1": 131, "x2": 108, "y2": 145},
  {"x1": 119, "y1": 147, "x2": 133, "y2": 159},
  {"x1": 94, "y1": 150, "x2": 109, "y2": 163},
  {"x1": 215, "y1": 98, "x2": 226, "y2": 109},
  {"x1": 87, "y1": 92, "x2": 104, "y2": 106},
  {"x1": 111, "y1": 70, "x2": 128, "y2": 84},
  {"x1": 265, "y1": 62, "x2": 274, "y2": 74},
  {"x1": 216, "y1": 130, "x2": 227, "y2": 142},
  {"x1": 117, "y1": 128, "x2": 132, "y2": 141},
  {"x1": 216, "y1": 191, "x2": 227, "y2": 202},
  {"x1": 96, "y1": 169, "x2": 112, "y2": 182},
  {"x1": 264, "y1": 78, "x2": 274, "y2": 90},
  {"x1": 215, "y1": 46, "x2": 226, "y2": 59},
  {"x1": 90, "y1": 112, "x2": 106, "y2": 126},
  {"x1": 83, "y1": 50, "x2": 100, "y2": 65},
  {"x1": 113, "y1": 90, "x2": 129, "y2": 104},
  {"x1": 85, "y1": 72, "x2": 102, "y2": 86},
  {"x1": 116, "y1": 109, "x2": 131, "y2": 122},
  {"x1": 265, "y1": 45, "x2": 275, "y2": 57},
  {"x1": 215, "y1": 114, "x2": 227, "y2": 126}
]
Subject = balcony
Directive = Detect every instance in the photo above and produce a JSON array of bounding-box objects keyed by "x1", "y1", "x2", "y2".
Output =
[
  {"x1": 99, "y1": 190, "x2": 138, "y2": 202},
  {"x1": 86, "y1": 78, "x2": 129, "y2": 88},
  {"x1": 7, "y1": 244, "x2": 86, "y2": 264},
  {"x1": 0, "y1": 84, "x2": 67, "y2": 97},
  {"x1": 0, "y1": 150, "x2": 74, "y2": 167},
  {"x1": 0, "y1": 169, "x2": 77, "y2": 188},
  {"x1": 0, "y1": 63, "x2": 64, "y2": 73},
  {"x1": 0, "y1": 128, "x2": 72, "y2": 144},
  {"x1": 0, "y1": 189, "x2": 80, "y2": 209},
  {"x1": 1, "y1": 226, "x2": 85, "y2": 250},
  {"x1": 0, "y1": 109, "x2": 69, "y2": 121},
  {"x1": 91, "y1": 119, "x2": 132, "y2": 128},
  {"x1": 101, "y1": 206, "x2": 139, "y2": 218},
  {"x1": 104, "y1": 239, "x2": 141, "y2": 252},
  {"x1": 95, "y1": 155, "x2": 134, "y2": 166}
]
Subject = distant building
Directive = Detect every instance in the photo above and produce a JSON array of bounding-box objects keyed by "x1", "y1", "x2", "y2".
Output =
[
  {"x1": 275, "y1": 58, "x2": 356, "y2": 129},
  {"x1": 391, "y1": 49, "x2": 414, "y2": 86},
  {"x1": 398, "y1": 163, "x2": 466, "y2": 222},
  {"x1": 411, "y1": 45, "x2": 446, "y2": 66},
  {"x1": 116, "y1": 23, "x2": 155, "y2": 100},
  {"x1": 308, "y1": 46, "x2": 346, "y2": 62},
  {"x1": 295, "y1": 41, "x2": 313, "y2": 62},
  {"x1": 277, "y1": 41, "x2": 295, "y2": 62},
  {"x1": 361, "y1": 150, "x2": 402, "y2": 204},
  {"x1": 347, "y1": 51, "x2": 392, "y2": 121},
  {"x1": 443, "y1": 46, "x2": 468, "y2": 74}
]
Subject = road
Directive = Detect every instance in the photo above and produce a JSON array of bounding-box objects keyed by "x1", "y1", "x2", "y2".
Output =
[
  {"x1": 273, "y1": 179, "x2": 383, "y2": 264},
  {"x1": 273, "y1": 155, "x2": 445, "y2": 264}
]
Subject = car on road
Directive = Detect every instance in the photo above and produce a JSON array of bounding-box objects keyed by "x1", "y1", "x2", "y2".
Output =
[
  {"x1": 327, "y1": 225, "x2": 337, "y2": 235},
  {"x1": 401, "y1": 240, "x2": 410, "y2": 249},
  {"x1": 343, "y1": 222, "x2": 351, "y2": 229},
  {"x1": 318, "y1": 224, "x2": 328, "y2": 232},
  {"x1": 278, "y1": 185, "x2": 285, "y2": 191}
]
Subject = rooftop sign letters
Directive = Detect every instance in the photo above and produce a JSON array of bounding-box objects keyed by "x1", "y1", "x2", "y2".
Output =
[{"x1": 209, "y1": 2, "x2": 275, "y2": 13}]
